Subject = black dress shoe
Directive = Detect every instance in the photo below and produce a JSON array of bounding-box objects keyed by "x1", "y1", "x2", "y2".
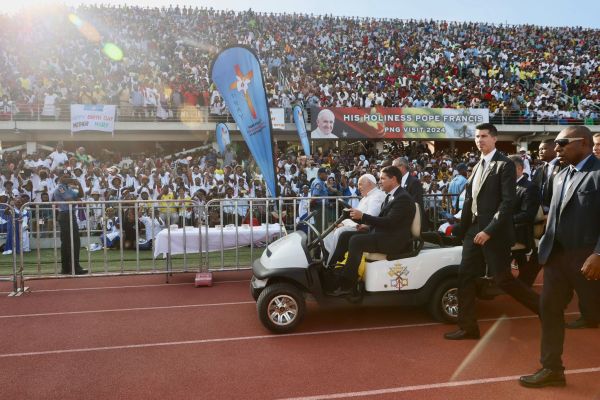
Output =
[
  {"x1": 75, "y1": 268, "x2": 89, "y2": 275},
  {"x1": 444, "y1": 329, "x2": 480, "y2": 340},
  {"x1": 565, "y1": 317, "x2": 598, "y2": 329},
  {"x1": 519, "y1": 368, "x2": 566, "y2": 388}
]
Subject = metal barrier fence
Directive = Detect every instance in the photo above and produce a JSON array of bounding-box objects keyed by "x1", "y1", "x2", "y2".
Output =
[
  {"x1": 0, "y1": 204, "x2": 20, "y2": 295},
  {"x1": 1, "y1": 103, "x2": 598, "y2": 126},
  {"x1": 423, "y1": 193, "x2": 462, "y2": 229},
  {"x1": 15, "y1": 198, "x2": 212, "y2": 293},
  {"x1": 1, "y1": 193, "x2": 458, "y2": 295},
  {"x1": 11, "y1": 196, "x2": 356, "y2": 293},
  {"x1": 202, "y1": 195, "x2": 356, "y2": 271}
]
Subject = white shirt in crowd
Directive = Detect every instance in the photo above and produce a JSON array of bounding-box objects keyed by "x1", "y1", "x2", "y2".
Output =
[
  {"x1": 41, "y1": 93, "x2": 58, "y2": 117},
  {"x1": 347, "y1": 184, "x2": 360, "y2": 208},
  {"x1": 139, "y1": 215, "x2": 165, "y2": 241},
  {"x1": 305, "y1": 166, "x2": 318, "y2": 181},
  {"x1": 401, "y1": 171, "x2": 410, "y2": 188},
  {"x1": 31, "y1": 175, "x2": 57, "y2": 202},
  {"x1": 47, "y1": 151, "x2": 69, "y2": 171}
]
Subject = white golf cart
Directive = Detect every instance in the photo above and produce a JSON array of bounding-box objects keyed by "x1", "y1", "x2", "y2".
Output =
[{"x1": 251, "y1": 202, "x2": 467, "y2": 333}]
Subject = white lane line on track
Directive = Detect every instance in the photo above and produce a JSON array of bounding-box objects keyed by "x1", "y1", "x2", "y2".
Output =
[
  {"x1": 0, "y1": 281, "x2": 544, "y2": 295},
  {"x1": 0, "y1": 312, "x2": 577, "y2": 358},
  {"x1": 0, "y1": 279, "x2": 250, "y2": 294},
  {"x1": 279, "y1": 367, "x2": 600, "y2": 400},
  {"x1": 0, "y1": 301, "x2": 255, "y2": 319}
]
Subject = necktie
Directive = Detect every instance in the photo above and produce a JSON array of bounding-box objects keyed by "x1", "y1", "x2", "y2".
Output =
[
  {"x1": 471, "y1": 159, "x2": 485, "y2": 216},
  {"x1": 382, "y1": 193, "x2": 391, "y2": 210},
  {"x1": 559, "y1": 167, "x2": 576, "y2": 202},
  {"x1": 549, "y1": 163, "x2": 560, "y2": 189},
  {"x1": 540, "y1": 162, "x2": 549, "y2": 201},
  {"x1": 557, "y1": 167, "x2": 576, "y2": 224}
]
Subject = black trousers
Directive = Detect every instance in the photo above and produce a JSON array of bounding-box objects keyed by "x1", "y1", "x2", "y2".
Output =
[
  {"x1": 328, "y1": 230, "x2": 374, "y2": 286},
  {"x1": 458, "y1": 224, "x2": 540, "y2": 332},
  {"x1": 540, "y1": 246, "x2": 600, "y2": 371},
  {"x1": 513, "y1": 249, "x2": 542, "y2": 287},
  {"x1": 328, "y1": 230, "x2": 364, "y2": 266},
  {"x1": 58, "y1": 212, "x2": 82, "y2": 273}
]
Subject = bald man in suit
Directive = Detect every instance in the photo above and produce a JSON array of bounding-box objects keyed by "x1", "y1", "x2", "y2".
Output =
[{"x1": 520, "y1": 126, "x2": 600, "y2": 388}]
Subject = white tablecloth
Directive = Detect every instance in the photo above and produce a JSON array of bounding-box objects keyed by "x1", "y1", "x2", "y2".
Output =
[{"x1": 153, "y1": 224, "x2": 284, "y2": 258}]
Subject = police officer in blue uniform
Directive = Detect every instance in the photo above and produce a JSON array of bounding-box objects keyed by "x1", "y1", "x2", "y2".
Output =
[{"x1": 52, "y1": 169, "x2": 88, "y2": 275}]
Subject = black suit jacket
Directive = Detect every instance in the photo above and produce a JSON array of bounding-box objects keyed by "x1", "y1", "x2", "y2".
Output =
[
  {"x1": 362, "y1": 186, "x2": 416, "y2": 253},
  {"x1": 513, "y1": 176, "x2": 540, "y2": 250},
  {"x1": 531, "y1": 160, "x2": 561, "y2": 210},
  {"x1": 538, "y1": 155, "x2": 600, "y2": 264},
  {"x1": 404, "y1": 174, "x2": 425, "y2": 230},
  {"x1": 459, "y1": 150, "x2": 516, "y2": 246},
  {"x1": 404, "y1": 175, "x2": 424, "y2": 210}
]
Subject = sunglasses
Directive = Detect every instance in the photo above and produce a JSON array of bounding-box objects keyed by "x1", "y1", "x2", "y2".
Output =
[{"x1": 554, "y1": 137, "x2": 584, "y2": 147}]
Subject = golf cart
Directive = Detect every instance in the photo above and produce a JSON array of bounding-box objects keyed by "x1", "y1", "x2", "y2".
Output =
[{"x1": 250, "y1": 199, "x2": 473, "y2": 333}]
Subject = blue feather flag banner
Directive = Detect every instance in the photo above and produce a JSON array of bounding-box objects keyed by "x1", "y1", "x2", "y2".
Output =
[
  {"x1": 215, "y1": 122, "x2": 230, "y2": 154},
  {"x1": 210, "y1": 46, "x2": 277, "y2": 197},
  {"x1": 293, "y1": 105, "x2": 310, "y2": 156}
]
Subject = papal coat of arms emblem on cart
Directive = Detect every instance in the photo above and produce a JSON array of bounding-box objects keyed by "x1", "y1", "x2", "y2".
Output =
[{"x1": 388, "y1": 263, "x2": 409, "y2": 289}]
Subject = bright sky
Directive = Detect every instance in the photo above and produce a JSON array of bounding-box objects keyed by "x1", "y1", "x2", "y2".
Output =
[{"x1": 3, "y1": 0, "x2": 600, "y2": 28}]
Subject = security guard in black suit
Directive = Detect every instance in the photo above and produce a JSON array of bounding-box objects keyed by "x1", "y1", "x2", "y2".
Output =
[
  {"x1": 52, "y1": 169, "x2": 88, "y2": 275},
  {"x1": 530, "y1": 140, "x2": 595, "y2": 328},
  {"x1": 393, "y1": 157, "x2": 425, "y2": 230},
  {"x1": 531, "y1": 139, "x2": 562, "y2": 214},
  {"x1": 508, "y1": 155, "x2": 541, "y2": 286},
  {"x1": 520, "y1": 126, "x2": 600, "y2": 388},
  {"x1": 445, "y1": 123, "x2": 540, "y2": 341}
]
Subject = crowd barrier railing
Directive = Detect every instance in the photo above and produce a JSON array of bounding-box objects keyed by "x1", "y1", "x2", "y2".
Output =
[
  {"x1": 6, "y1": 193, "x2": 457, "y2": 294},
  {"x1": 17, "y1": 199, "x2": 203, "y2": 290},
  {"x1": 423, "y1": 193, "x2": 461, "y2": 229},
  {"x1": 0, "y1": 204, "x2": 21, "y2": 296},
  {"x1": 2, "y1": 104, "x2": 261, "y2": 124},
  {"x1": 202, "y1": 195, "x2": 356, "y2": 271},
  {"x1": 2, "y1": 103, "x2": 599, "y2": 126},
  {"x1": 14, "y1": 196, "x2": 356, "y2": 292}
]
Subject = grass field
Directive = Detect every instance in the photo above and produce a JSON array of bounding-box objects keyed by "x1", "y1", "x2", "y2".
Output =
[{"x1": 0, "y1": 246, "x2": 257, "y2": 277}]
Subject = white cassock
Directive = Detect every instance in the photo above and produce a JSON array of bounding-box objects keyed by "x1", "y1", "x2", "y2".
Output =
[{"x1": 323, "y1": 188, "x2": 386, "y2": 264}]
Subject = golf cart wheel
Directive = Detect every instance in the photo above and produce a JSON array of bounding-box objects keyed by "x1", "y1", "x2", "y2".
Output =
[
  {"x1": 257, "y1": 283, "x2": 306, "y2": 333},
  {"x1": 429, "y1": 278, "x2": 459, "y2": 323}
]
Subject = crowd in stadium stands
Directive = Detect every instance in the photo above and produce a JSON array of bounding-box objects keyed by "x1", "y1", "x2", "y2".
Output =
[
  {"x1": 0, "y1": 5, "x2": 599, "y2": 124},
  {"x1": 0, "y1": 139, "x2": 542, "y2": 252}
]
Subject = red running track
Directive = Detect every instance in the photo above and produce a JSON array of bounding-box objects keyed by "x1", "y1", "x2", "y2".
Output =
[{"x1": 0, "y1": 272, "x2": 598, "y2": 400}]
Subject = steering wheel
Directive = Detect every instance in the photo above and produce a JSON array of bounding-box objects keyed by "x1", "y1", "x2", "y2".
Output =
[
  {"x1": 301, "y1": 199, "x2": 351, "y2": 251},
  {"x1": 296, "y1": 209, "x2": 320, "y2": 244}
]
